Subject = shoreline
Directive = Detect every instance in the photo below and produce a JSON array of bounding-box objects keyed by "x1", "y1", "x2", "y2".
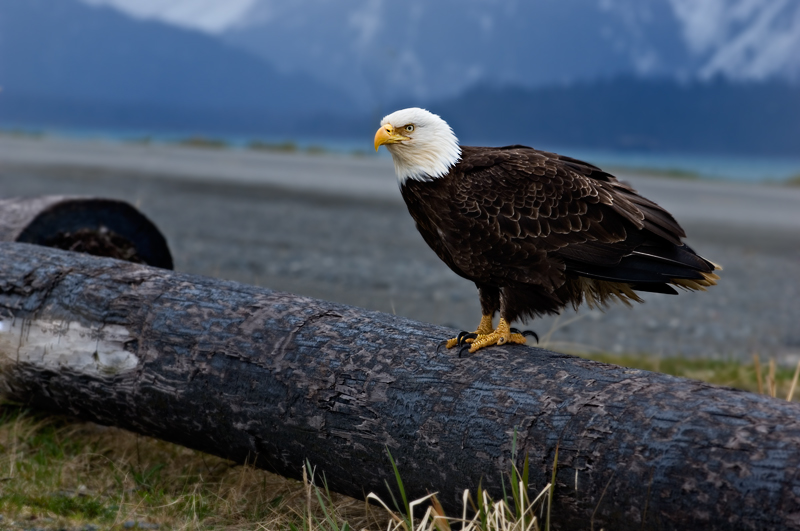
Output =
[{"x1": 2, "y1": 129, "x2": 799, "y2": 185}]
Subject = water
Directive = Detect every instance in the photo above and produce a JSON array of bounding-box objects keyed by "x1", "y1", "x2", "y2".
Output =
[
  {"x1": 5, "y1": 124, "x2": 800, "y2": 184},
  {"x1": 547, "y1": 146, "x2": 800, "y2": 183},
  {"x1": 2, "y1": 124, "x2": 372, "y2": 154}
]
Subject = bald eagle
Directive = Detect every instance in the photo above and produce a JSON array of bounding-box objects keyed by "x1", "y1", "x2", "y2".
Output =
[{"x1": 374, "y1": 107, "x2": 720, "y2": 354}]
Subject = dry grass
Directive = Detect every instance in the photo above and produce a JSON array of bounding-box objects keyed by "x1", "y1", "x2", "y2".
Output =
[
  {"x1": 584, "y1": 353, "x2": 800, "y2": 401},
  {"x1": 0, "y1": 408, "x2": 559, "y2": 531},
  {"x1": 368, "y1": 446, "x2": 555, "y2": 531},
  {"x1": 0, "y1": 407, "x2": 388, "y2": 530},
  {"x1": 538, "y1": 315, "x2": 800, "y2": 400}
]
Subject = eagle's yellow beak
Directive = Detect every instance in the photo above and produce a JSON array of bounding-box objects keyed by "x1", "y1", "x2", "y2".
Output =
[{"x1": 374, "y1": 124, "x2": 409, "y2": 151}]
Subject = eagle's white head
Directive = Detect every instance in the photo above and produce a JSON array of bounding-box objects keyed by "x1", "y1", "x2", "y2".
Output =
[{"x1": 374, "y1": 107, "x2": 461, "y2": 185}]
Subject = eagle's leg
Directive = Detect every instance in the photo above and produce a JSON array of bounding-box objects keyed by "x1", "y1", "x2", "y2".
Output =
[
  {"x1": 465, "y1": 287, "x2": 528, "y2": 353},
  {"x1": 445, "y1": 314, "x2": 494, "y2": 349},
  {"x1": 467, "y1": 318, "x2": 527, "y2": 353}
]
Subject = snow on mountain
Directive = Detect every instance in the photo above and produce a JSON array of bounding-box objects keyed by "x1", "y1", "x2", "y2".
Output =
[
  {"x1": 669, "y1": 0, "x2": 800, "y2": 81},
  {"x1": 219, "y1": 0, "x2": 800, "y2": 106},
  {"x1": 78, "y1": 0, "x2": 257, "y2": 33}
]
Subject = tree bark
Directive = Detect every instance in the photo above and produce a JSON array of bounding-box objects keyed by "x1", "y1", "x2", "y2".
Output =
[
  {"x1": 0, "y1": 242, "x2": 798, "y2": 530},
  {"x1": 0, "y1": 196, "x2": 172, "y2": 269}
]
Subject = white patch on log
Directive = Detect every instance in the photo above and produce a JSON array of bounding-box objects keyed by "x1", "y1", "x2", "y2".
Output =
[{"x1": 0, "y1": 318, "x2": 138, "y2": 376}]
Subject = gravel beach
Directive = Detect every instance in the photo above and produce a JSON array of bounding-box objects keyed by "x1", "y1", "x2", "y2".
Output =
[{"x1": 1, "y1": 135, "x2": 799, "y2": 363}]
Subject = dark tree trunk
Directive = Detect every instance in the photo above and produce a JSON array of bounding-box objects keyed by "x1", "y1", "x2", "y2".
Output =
[
  {"x1": 0, "y1": 196, "x2": 172, "y2": 268},
  {"x1": 0, "y1": 242, "x2": 798, "y2": 530}
]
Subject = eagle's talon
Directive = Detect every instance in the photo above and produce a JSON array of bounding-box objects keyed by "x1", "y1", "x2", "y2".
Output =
[
  {"x1": 458, "y1": 332, "x2": 478, "y2": 347},
  {"x1": 521, "y1": 330, "x2": 539, "y2": 343},
  {"x1": 458, "y1": 344, "x2": 473, "y2": 358},
  {"x1": 445, "y1": 317, "x2": 493, "y2": 351},
  {"x1": 445, "y1": 333, "x2": 467, "y2": 349},
  {"x1": 467, "y1": 318, "x2": 528, "y2": 353},
  {"x1": 511, "y1": 327, "x2": 538, "y2": 343}
]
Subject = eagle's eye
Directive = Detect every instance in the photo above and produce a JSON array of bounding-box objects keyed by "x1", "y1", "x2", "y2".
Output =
[{"x1": 405, "y1": 125, "x2": 415, "y2": 132}]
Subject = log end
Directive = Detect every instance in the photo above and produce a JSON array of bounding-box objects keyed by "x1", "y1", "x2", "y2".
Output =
[{"x1": 12, "y1": 196, "x2": 173, "y2": 269}]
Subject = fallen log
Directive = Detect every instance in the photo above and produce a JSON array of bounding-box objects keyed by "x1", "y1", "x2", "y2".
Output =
[
  {"x1": 0, "y1": 196, "x2": 172, "y2": 268},
  {"x1": 0, "y1": 242, "x2": 798, "y2": 531}
]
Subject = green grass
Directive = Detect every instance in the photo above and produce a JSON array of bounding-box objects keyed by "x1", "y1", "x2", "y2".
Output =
[
  {"x1": 0, "y1": 407, "x2": 555, "y2": 531},
  {"x1": 370, "y1": 442, "x2": 553, "y2": 531},
  {"x1": 0, "y1": 408, "x2": 383, "y2": 530},
  {"x1": 1, "y1": 491, "x2": 114, "y2": 520}
]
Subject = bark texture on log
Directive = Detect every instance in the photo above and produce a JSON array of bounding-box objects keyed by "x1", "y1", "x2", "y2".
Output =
[
  {"x1": 0, "y1": 242, "x2": 798, "y2": 531},
  {"x1": 0, "y1": 196, "x2": 172, "y2": 268}
]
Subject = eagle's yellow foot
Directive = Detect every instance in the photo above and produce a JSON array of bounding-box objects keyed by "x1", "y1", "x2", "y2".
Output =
[
  {"x1": 445, "y1": 314, "x2": 494, "y2": 349},
  {"x1": 467, "y1": 318, "x2": 527, "y2": 353}
]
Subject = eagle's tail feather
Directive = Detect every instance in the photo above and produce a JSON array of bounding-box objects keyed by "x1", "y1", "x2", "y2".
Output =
[
  {"x1": 571, "y1": 277, "x2": 644, "y2": 310},
  {"x1": 566, "y1": 242, "x2": 721, "y2": 300},
  {"x1": 670, "y1": 270, "x2": 721, "y2": 291}
]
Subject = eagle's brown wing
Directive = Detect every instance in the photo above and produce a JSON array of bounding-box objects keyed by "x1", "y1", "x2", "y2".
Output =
[{"x1": 423, "y1": 145, "x2": 715, "y2": 295}]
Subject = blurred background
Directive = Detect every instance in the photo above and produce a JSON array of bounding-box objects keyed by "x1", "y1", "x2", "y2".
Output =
[{"x1": 1, "y1": 0, "x2": 799, "y2": 363}]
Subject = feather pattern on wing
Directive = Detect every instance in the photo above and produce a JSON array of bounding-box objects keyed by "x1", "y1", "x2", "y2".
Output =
[{"x1": 400, "y1": 145, "x2": 719, "y2": 322}]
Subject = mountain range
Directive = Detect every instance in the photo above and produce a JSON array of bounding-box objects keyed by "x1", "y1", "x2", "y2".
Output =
[
  {"x1": 0, "y1": 0, "x2": 353, "y2": 117},
  {"x1": 435, "y1": 78, "x2": 800, "y2": 157},
  {"x1": 80, "y1": 0, "x2": 800, "y2": 106},
  {"x1": 0, "y1": 0, "x2": 798, "y2": 157}
]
